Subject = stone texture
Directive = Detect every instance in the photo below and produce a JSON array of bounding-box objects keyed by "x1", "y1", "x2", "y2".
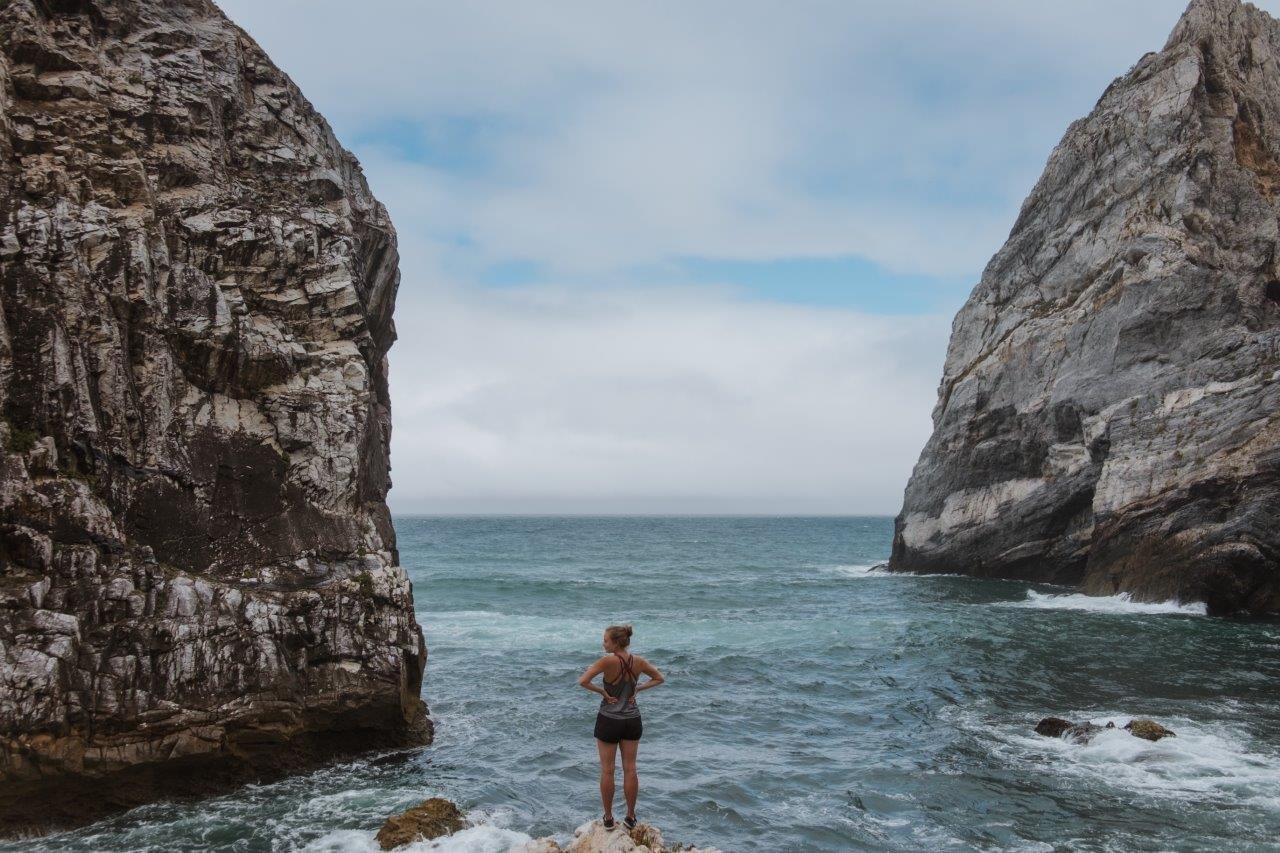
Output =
[
  {"x1": 523, "y1": 820, "x2": 722, "y2": 853},
  {"x1": 890, "y1": 0, "x2": 1280, "y2": 615},
  {"x1": 1034, "y1": 717, "x2": 1176, "y2": 744},
  {"x1": 1034, "y1": 718, "x2": 1115, "y2": 745},
  {"x1": 1033, "y1": 717, "x2": 1076, "y2": 739},
  {"x1": 377, "y1": 798, "x2": 466, "y2": 850},
  {"x1": 0, "y1": 0, "x2": 426, "y2": 836},
  {"x1": 1125, "y1": 719, "x2": 1177, "y2": 741}
]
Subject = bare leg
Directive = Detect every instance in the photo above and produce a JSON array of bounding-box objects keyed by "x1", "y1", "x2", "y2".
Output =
[
  {"x1": 596, "y1": 739, "x2": 618, "y2": 820},
  {"x1": 620, "y1": 738, "x2": 640, "y2": 820}
]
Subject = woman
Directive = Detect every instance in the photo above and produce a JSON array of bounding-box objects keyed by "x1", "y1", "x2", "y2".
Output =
[{"x1": 577, "y1": 624, "x2": 665, "y2": 830}]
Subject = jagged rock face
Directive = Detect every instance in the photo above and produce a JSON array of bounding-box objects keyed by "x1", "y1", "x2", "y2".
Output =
[
  {"x1": 890, "y1": 0, "x2": 1280, "y2": 616},
  {"x1": 0, "y1": 0, "x2": 427, "y2": 835}
]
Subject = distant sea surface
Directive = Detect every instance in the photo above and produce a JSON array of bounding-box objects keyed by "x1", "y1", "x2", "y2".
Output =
[{"x1": 10, "y1": 516, "x2": 1280, "y2": 852}]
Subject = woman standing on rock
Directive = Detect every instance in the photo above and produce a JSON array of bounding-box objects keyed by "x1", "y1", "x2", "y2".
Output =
[{"x1": 578, "y1": 624, "x2": 665, "y2": 830}]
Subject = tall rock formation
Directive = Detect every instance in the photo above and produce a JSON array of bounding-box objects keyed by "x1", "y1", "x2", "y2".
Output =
[
  {"x1": 0, "y1": 0, "x2": 427, "y2": 834},
  {"x1": 890, "y1": 0, "x2": 1280, "y2": 616}
]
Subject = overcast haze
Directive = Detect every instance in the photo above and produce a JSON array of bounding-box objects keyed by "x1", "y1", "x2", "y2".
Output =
[{"x1": 217, "y1": 1, "x2": 1273, "y2": 515}]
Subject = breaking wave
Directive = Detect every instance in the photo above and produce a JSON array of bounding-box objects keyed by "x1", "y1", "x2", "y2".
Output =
[
  {"x1": 1007, "y1": 590, "x2": 1207, "y2": 616},
  {"x1": 989, "y1": 712, "x2": 1280, "y2": 805},
  {"x1": 303, "y1": 824, "x2": 538, "y2": 852}
]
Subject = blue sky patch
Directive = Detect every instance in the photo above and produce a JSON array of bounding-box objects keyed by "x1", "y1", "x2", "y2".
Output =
[{"x1": 666, "y1": 256, "x2": 973, "y2": 314}]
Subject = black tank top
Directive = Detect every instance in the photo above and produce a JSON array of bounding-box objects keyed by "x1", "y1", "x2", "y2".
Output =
[{"x1": 599, "y1": 653, "x2": 640, "y2": 720}]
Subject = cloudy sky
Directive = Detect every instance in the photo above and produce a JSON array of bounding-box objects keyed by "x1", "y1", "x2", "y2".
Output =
[{"x1": 219, "y1": 0, "x2": 1270, "y2": 515}]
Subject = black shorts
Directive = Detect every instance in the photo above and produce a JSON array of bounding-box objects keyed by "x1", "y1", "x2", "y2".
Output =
[{"x1": 594, "y1": 713, "x2": 642, "y2": 743}]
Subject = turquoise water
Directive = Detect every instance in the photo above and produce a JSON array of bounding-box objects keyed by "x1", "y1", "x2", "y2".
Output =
[{"x1": 9, "y1": 516, "x2": 1280, "y2": 852}]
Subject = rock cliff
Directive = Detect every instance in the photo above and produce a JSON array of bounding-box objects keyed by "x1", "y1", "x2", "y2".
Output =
[
  {"x1": 0, "y1": 0, "x2": 427, "y2": 835},
  {"x1": 890, "y1": 0, "x2": 1280, "y2": 615}
]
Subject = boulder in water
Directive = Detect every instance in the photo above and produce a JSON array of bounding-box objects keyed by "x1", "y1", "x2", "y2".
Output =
[
  {"x1": 1065, "y1": 721, "x2": 1112, "y2": 745},
  {"x1": 1034, "y1": 717, "x2": 1113, "y2": 744},
  {"x1": 376, "y1": 798, "x2": 467, "y2": 850},
  {"x1": 1034, "y1": 717, "x2": 1074, "y2": 738},
  {"x1": 1125, "y1": 719, "x2": 1177, "y2": 741},
  {"x1": 1036, "y1": 716, "x2": 1175, "y2": 744}
]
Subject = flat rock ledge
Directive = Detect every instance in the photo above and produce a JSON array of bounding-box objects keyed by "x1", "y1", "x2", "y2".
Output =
[
  {"x1": 376, "y1": 803, "x2": 720, "y2": 852},
  {"x1": 537, "y1": 819, "x2": 722, "y2": 853}
]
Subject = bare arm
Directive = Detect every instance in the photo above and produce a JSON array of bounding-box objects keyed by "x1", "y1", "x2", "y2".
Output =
[
  {"x1": 577, "y1": 656, "x2": 611, "y2": 698},
  {"x1": 634, "y1": 656, "x2": 665, "y2": 693}
]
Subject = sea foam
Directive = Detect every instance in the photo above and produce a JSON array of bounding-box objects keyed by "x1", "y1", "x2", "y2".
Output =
[
  {"x1": 995, "y1": 713, "x2": 1280, "y2": 805},
  {"x1": 302, "y1": 824, "x2": 538, "y2": 853},
  {"x1": 1008, "y1": 590, "x2": 1207, "y2": 616},
  {"x1": 828, "y1": 563, "x2": 958, "y2": 580},
  {"x1": 828, "y1": 563, "x2": 889, "y2": 578}
]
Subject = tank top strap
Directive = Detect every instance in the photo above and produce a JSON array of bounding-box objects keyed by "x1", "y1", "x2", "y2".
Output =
[{"x1": 615, "y1": 652, "x2": 636, "y2": 682}]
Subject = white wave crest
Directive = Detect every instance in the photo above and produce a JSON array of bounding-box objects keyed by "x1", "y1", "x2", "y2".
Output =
[
  {"x1": 1009, "y1": 590, "x2": 1206, "y2": 616},
  {"x1": 1001, "y1": 714, "x2": 1280, "y2": 804},
  {"x1": 827, "y1": 563, "x2": 889, "y2": 578},
  {"x1": 827, "y1": 563, "x2": 959, "y2": 580},
  {"x1": 302, "y1": 824, "x2": 539, "y2": 853}
]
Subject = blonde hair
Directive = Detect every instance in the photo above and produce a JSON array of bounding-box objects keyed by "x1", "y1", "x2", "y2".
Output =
[{"x1": 605, "y1": 624, "x2": 633, "y2": 648}]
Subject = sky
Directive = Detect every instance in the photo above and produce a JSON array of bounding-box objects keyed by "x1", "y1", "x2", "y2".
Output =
[{"x1": 216, "y1": 0, "x2": 1277, "y2": 515}]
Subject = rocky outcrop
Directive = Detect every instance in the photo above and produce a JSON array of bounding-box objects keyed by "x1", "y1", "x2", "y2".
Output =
[
  {"x1": 373, "y1": 808, "x2": 721, "y2": 853},
  {"x1": 1034, "y1": 717, "x2": 1176, "y2": 744},
  {"x1": 531, "y1": 821, "x2": 721, "y2": 853},
  {"x1": 548, "y1": 820, "x2": 721, "y2": 853},
  {"x1": 377, "y1": 798, "x2": 466, "y2": 850},
  {"x1": 1125, "y1": 718, "x2": 1177, "y2": 741},
  {"x1": 890, "y1": 0, "x2": 1280, "y2": 615},
  {"x1": 0, "y1": 0, "x2": 426, "y2": 835},
  {"x1": 1036, "y1": 717, "x2": 1099, "y2": 741},
  {"x1": 1034, "y1": 717, "x2": 1116, "y2": 745}
]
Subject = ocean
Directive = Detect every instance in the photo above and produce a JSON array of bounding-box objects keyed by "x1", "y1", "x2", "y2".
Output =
[{"x1": 9, "y1": 516, "x2": 1280, "y2": 852}]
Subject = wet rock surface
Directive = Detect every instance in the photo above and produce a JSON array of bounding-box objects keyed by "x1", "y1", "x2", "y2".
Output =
[
  {"x1": 1035, "y1": 717, "x2": 1115, "y2": 744},
  {"x1": 1125, "y1": 719, "x2": 1177, "y2": 741},
  {"x1": 377, "y1": 798, "x2": 466, "y2": 850},
  {"x1": 889, "y1": 0, "x2": 1280, "y2": 615},
  {"x1": 370, "y1": 805, "x2": 721, "y2": 853},
  {"x1": 1035, "y1": 717, "x2": 1176, "y2": 744},
  {"x1": 0, "y1": 0, "x2": 426, "y2": 836},
  {"x1": 1034, "y1": 717, "x2": 1080, "y2": 739}
]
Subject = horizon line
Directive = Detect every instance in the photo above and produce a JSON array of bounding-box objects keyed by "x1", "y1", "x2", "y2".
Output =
[{"x1": 390, "y1": 512, "x2": 897, "y2": 519}]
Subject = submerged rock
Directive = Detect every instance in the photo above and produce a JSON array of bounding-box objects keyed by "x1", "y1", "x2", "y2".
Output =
[
  {"x1": 888, "y1": 0, "x2": 1280, "y2": 616},
  {"x1": 377, "y1": 798, "x2": 467, "y2": 850},
  {"x1": 1035, "y1": 717, "x2": 1115, "y2": 745},
  {"x1": 1064, "y1": 722, "x2": 1112, "y2": 745},
  {"x1": 1035, "y1": 717, "x2": 1175, "y2": 744},
  {"x1": 0, "y1": 0, "x2": 425, "y2": 836},
  {"x1": 1125, "y1": 719, "x2": 1177, "y2": 741}
]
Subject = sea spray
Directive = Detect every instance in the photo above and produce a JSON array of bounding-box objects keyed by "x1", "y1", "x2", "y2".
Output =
[{"x1": 1006, "y1": 590, "x2": 1208, "y2": 616}]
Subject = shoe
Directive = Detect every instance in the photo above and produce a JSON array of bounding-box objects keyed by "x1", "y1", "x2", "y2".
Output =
[
  {"x1": 623, "y1": 816, "x2": 637, "y2": 830},
  {"x1": 603, "y1": 817, "x2": 616, "y2": 830}
]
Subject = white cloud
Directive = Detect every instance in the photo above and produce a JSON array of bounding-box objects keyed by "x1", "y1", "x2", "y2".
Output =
[
  {"x1": 353, "y1": 146, "x2": 950, "y2": 514},
  {"x1": 210, "y1": 1, "x2": 1275, "y2": 512},
  {"x1": 218, "y1": 1, "x2": 1267, "y2": 277},
  {"x1": 387, "y1": 276, "x2": 949, "y2": 514}
]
